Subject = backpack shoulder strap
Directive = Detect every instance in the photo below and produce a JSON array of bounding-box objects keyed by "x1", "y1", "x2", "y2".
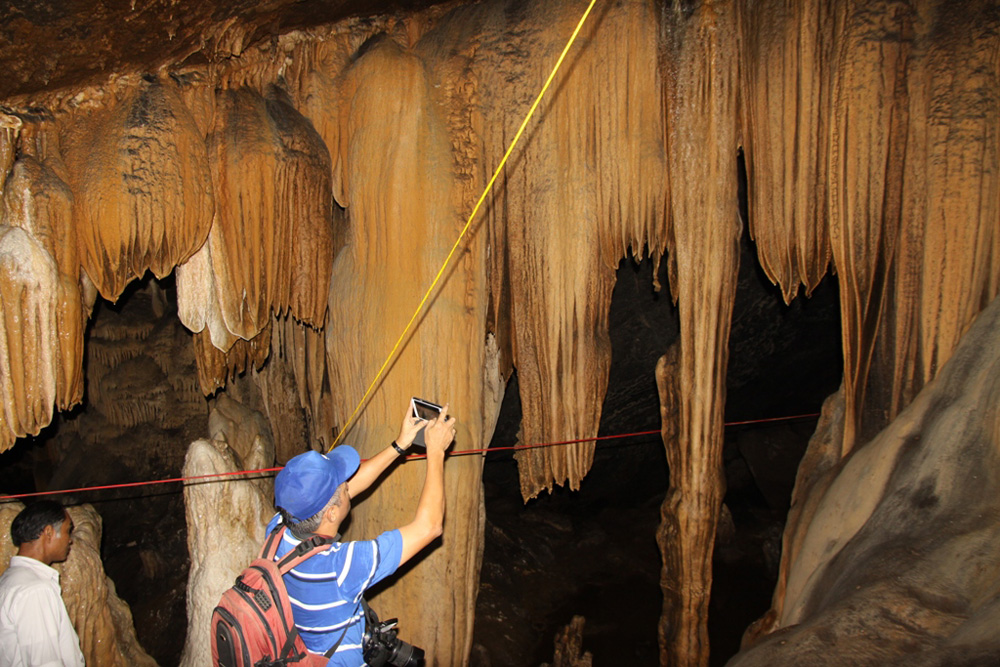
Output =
[
  {"x1": 275, "y1": 533, "x2": 335, "y2": 573},
  {"x1": 260, "y1": 524, "x2": 287, "y2": 561},
  {"x1": 264, "y1": 527, "x2": 340, "y2": 660}
]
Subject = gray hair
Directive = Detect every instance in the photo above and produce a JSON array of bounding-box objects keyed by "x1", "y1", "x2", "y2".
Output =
[{"x1": 283, "y1": 487, "x2": 342, "y2": 539}]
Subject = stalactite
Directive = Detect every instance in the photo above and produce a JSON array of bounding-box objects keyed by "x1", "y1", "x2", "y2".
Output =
[
  {"x1": 61, "y1": 74, "x2": 214, "y2": 302},
  {"x1": 177, "y1": 83, "x2": 335, "y2": 359},
  {"x1": 827, "y1": 0, "x2": 913, "y2": 454},
  {"x1": 885, "y1": 0, "x2": 1000, "y2": 419},
  {"x1": 740, "y1": 1, "x2": 1000, "y2": 658},
  {"x1": 86, "y1": 312, "x2": 154, "y2": 411},
  {"x1": 262, "y1": 314, "x2": 337, "y2": 455},
  {"x1": 739, "y1": 0, "x2": 835, "y2": 301},
  {"x1": 1, "y1": 116, "x2": 86, "y2": 412},
  {"x1": 0, "y1": 111, "x2": 21, "y2": 193},
  {"x1": 1, "y1": 1, "x2": 998, "y2": 665},
  {"x1": 176, "y1": 226, "x2": 240, "y2": 353},
  {"x1": 80, "y1": 281, "x2": 206, "y2": 436},
  {"x1": 286, "y1": 31, "x2": 367, "y2": 195},
  {"x1": 0, "y1": 225, "x2": 58, "y2": 451},
  {"x1": 192, "y1": 323, "x2": 272, "y2": 396},
  {"x1": 473, "y1": 0, "x2": 667, "y2": 500},
  {"x1": 658, "y1": 1, "x2": 741, "y2": 666},
  {"x1": 88, "y1": 342, "x2": 143, "y2": 370}
]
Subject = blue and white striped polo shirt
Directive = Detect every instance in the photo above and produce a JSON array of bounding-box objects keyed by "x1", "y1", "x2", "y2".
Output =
[{"x1": 265, "y1": 514, "x2": 403, "y2": 666}]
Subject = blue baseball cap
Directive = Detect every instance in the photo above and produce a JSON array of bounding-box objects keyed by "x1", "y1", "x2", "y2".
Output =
[{"x1": 274, "y1": 447, "x2": 360, "y2": 522}]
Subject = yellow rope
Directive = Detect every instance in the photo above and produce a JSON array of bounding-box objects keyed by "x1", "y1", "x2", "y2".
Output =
[{"x1": 329, "y1": 0, "x2": 600, "y2": 451}]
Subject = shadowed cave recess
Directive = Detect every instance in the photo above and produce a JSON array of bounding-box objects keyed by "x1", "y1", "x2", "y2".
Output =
[{"x1": 2, "y1": 0, "x2": 1000, "y2": 666}]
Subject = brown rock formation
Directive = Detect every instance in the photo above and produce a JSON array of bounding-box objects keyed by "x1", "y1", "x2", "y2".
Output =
[
  {"x1": 0, "y1": 503, "x2": 155, "y2": 666},
  {"x1": 544, "y1": 616, "x2": 593, "y2": 667},
  {"x1": 730, "y1": 293, "x2": 1000, "y2": 666},
  {"x1": 61, "y1": 75, "x2": 214, "y2": 302}
]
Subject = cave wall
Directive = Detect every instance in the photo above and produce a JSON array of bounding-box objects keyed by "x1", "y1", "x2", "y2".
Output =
[
  {"x1": 0, "y1": 0, "x2": 999, "y2": 665},
  {"x1": 731, "y1": 293, "x2": 1000, "y2": 666}
]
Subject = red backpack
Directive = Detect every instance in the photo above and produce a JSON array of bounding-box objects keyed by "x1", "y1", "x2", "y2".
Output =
[{"x1": 211, "y1": 526, "x2": 339, "y2": 667}]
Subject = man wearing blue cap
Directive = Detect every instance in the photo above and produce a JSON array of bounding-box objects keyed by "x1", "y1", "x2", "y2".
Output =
[{"x1": 268, "y1": 403, "x2": 456, "y2": 665}]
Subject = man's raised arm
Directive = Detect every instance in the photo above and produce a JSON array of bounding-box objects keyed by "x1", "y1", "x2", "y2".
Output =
[
  {"x1": 398, "y1": 404, "x2": 455, "y2": 565},
  {"x1": 348, "y1": 407, "x2": 428, "y2": 497}
]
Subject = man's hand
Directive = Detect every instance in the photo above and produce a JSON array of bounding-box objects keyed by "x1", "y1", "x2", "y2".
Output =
[
  {"x1": 398, "y1": 403, "x2": 455, "y2": 566},
  {"x1": 396, "y1": 408, "x2": 427, "y2": 450},
  {"x1": 423, "y1": 403, "x2": 456, "y2": 453}
]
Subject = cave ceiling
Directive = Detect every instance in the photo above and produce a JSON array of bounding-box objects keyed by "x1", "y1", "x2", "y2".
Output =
[{"x1": 0, "y1": 0, "x2": 450, "y2": 100}]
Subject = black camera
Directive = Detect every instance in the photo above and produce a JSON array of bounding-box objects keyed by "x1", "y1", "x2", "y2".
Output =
[{"x1": 362, "y1": 602, "x2": 425, "y2": 667}]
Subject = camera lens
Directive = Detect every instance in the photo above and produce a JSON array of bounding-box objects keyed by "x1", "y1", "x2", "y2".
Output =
[{"x1": 388, "y1": 641, "x2": 425, "y2": 667}]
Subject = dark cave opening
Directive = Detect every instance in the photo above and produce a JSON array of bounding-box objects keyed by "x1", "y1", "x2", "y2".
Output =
[{"x1": 472, "y1": 237, "x2": 842, "y2": 665}]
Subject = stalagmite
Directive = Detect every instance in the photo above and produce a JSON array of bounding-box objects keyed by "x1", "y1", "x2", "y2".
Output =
[
  {"x1": 180, "y1": 395, "x2": 276, "y2": 667},
  {"x1": 61, "y1": 75, "x2": 214, "y2": 302},
  {"x1": 0, "y1": 503, "x2": 156, "y2": 666},
  {"x1": 545, "y1": 616, "x2": 593, "y2": 667},
  {"x1": 742, "y1": 386, "x2": 846, "y2": 642}
]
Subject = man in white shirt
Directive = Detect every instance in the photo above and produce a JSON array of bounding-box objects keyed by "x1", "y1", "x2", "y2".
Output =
[{"x1": 0, "y1": 500, "x2": 85, "y2": 667}]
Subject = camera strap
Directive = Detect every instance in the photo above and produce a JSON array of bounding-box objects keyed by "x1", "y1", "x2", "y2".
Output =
[{"x1": 324, "y1": 627, "x2": 347, "y2": 659}]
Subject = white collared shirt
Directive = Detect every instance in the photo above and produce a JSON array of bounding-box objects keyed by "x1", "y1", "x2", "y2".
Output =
[{"x1": 0, "y1": 555, "x2": 85, "y2": 667}]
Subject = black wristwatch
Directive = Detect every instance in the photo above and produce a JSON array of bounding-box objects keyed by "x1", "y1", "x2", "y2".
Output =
[{"x1": 391, "y1": 441, "x2": 406, "y2": 456}]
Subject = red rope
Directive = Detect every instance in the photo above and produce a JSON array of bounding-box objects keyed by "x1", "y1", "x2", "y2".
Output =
[{"x1": 0, "y1": 412, "x2": 819, "y2": 502}]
